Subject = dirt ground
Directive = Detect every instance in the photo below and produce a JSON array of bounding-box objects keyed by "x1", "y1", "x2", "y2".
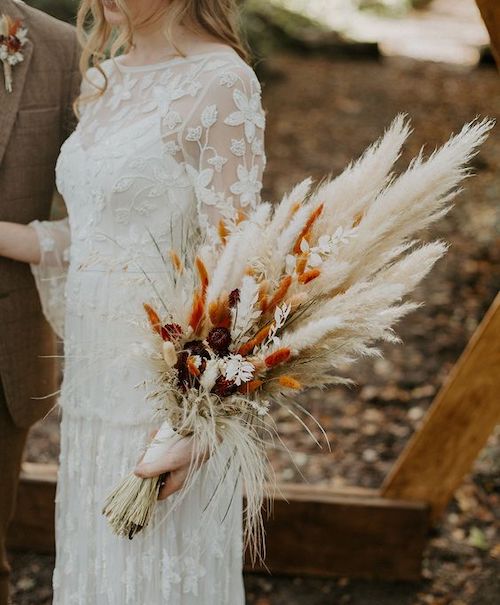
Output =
[{"x1": 9, "y1": 51, "x2": 500, "y2": 604}]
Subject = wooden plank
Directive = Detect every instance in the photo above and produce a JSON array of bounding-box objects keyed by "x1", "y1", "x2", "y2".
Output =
[
  {"x1": 476, "y1": 0, "x2": 500, "y2": 67},
  {"x1": 9, "y1": 464, "x2": 429, "y2": 580},
  {"x1": 246, "y1": 484, "x2": 429, "y2": 581},
  {"x1": 7, "y1": 464, "x2": 57, "y2": 554},
  {"x1": 382, "y1": 294, "x2": 500, "y2": 521}
]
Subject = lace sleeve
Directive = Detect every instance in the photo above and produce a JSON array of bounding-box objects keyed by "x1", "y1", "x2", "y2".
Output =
[
  {"x1": 29, "y1": 217, "x2": 71, "y2": 339},
  {"x1": 180, "y1": 63, "x2": 266, "y2": 244}
]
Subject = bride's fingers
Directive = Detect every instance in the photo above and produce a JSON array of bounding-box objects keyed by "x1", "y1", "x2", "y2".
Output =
[
  {"x1": 134, "y1": 437, "x2": 198, "y2": 478},
  {"x1": 158, "y1": 468, "x2": 187, "y2": 500},
  {"x1": 134, "y1": 453, "x2": 179, "y2": 478}
]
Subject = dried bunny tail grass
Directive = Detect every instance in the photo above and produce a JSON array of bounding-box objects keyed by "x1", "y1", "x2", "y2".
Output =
[
  {"x1": 143, "y1": 303, "x2": 162, "y2": 335},
  {"x1": 278, "y1": 375, "x2": 301, "y2": 389},
  {"x1": 170, "y1": 250, "x2": 184, "y2": 274},
  {"x1": 292, "y1": 204, "x2": 324, "y2": 254},
  {"x1": 238, "y1": 322, "x2": 273, "y2": 356},
  {"x1": 208, "y1": 292, "x2": 231, "y2": 327},
  {"x1": 267, "y1": 275, "x2": 292, "y2": 312}
]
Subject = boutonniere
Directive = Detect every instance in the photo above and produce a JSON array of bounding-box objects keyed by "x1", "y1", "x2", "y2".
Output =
[{"x1": 0, "y1": 14, "x2": 28, "y2": 93}]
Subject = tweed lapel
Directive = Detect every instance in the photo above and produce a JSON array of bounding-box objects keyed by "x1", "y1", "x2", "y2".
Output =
[{"x1": 0, "y1": 0, "x2": 33, "y2": 165}]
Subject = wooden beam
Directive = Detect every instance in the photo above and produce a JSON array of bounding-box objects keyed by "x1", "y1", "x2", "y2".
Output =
[
  {"x1": 476, "y1": 0, "x2": 500, "y2": 67},
  {"x1": 7, "y1": 463, "x2": 57, "y2": 554},
  {"x1": 382, "y1": 293, "x2": 500, "y2": 521},
  {"x1": 246, "y1": 483, "x2": 429, "y2": 581},
  {"x1": 10, "y1": 464, "x2": 429, "y2": 581}
]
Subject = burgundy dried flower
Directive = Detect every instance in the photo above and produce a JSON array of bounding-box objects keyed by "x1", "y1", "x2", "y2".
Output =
[
  {"x1": 228, "y1": 288, "x2": 240, "y2": 308},
  {"x1": 160, "y1": 323, "x2": 183, "y2": 342},
  {"x1": 211, "y1": 376, "x2": 238, "y2": 397},
  {"x1": 8, "y1": 35, "x2": 21, "y2": 52},
  {"x1": 207, "y1": 327, "x2": 232, "y2": 355},
  {"x1": 174, "y1": 351, "x2": 190, "y2": 390},
  {"x1": 185, "y1": 340, "x2": 210, "y2": 360}
]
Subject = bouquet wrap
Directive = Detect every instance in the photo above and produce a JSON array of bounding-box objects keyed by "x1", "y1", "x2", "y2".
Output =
[{"x1": 141, "y1": 422, "x2": 180, "y2": 466}]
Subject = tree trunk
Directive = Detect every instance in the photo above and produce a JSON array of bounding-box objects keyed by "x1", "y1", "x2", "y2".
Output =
[{"x1": 476, "y1": 0, "x2": 500, "y2": 67}]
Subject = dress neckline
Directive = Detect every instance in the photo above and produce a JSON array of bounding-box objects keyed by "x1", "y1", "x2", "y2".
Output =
[{"x1": 113, "y1": 49, "x2": 240, "y2": 73}]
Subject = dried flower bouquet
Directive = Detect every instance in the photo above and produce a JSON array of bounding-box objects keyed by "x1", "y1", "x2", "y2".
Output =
[{"x1": 102, "y1": 116, "x2": 493, "y2": 556}]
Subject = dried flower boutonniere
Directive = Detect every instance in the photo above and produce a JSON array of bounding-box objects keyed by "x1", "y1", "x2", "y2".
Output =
[{"x1": 0, "y1": 14, "x2": 28, "y2": 93}]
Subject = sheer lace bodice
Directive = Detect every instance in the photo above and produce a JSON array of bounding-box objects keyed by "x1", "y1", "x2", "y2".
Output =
[
  {"x1": 68, "y1": 50, "x2": 264, "y2": 257},
  {"x1": 29, "y1": 49, "x2": 266, "y2": 605}
]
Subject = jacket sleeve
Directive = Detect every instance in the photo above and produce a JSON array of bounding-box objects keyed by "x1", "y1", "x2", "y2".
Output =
[{"x1": 61, "y1": 29, "x2": 81, "y2": 145}]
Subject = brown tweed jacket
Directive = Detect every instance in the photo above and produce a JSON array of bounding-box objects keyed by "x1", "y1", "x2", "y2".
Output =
[{"x1": 0, "y1": 0, "x2": 80, "y2": 428}]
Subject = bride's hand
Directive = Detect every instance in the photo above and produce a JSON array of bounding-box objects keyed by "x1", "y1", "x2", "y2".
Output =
[
  {"x1": 0, "y1": 221, "x2": 42, "y2": 264},
  {"x1": 133, "y1": 434, "x2": 209, "y2": 500}
]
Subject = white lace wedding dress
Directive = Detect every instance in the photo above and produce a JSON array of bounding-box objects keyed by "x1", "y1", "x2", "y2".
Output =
[{"x1": 29, "y1": 49, "x2": 266, "y2": 605}]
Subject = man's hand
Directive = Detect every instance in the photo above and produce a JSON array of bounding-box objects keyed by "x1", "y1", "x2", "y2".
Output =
[{"x1": 134, "y1": 433, "x2": 209, "y2": 501}]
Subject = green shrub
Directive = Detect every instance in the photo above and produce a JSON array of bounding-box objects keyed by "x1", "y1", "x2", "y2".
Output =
[{"x1": 25, "y1": 0, "x2": 78, "y2": 24}]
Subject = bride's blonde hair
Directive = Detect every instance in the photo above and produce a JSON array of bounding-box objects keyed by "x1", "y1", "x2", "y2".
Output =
[{"x1": 76, "y1": 0, "x2": 249, "y2": 104}]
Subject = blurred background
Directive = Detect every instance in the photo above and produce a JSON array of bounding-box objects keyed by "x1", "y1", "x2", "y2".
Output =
[{"x1": 11, "y1": 1, "x2": 499, "y2": 604}]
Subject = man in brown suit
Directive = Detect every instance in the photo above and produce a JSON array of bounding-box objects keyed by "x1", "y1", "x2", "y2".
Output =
[{"x1": 0, "y1": 1, "x2": 80, "y2": 602}]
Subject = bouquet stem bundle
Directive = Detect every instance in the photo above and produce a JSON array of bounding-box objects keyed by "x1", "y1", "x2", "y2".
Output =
[{"x1": 102, "y1": 116, "x2": 494, "y2": 557}]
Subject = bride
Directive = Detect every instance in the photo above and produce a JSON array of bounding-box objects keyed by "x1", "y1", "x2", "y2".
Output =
[{"x1": 0, "y1": 0, "x2": 265, "y2": 602}]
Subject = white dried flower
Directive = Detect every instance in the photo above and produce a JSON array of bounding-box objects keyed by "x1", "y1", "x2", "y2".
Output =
[
  {"x1": 199, "y1": 358, "x2": 220, "y2": 391},
  {"x1": 251, "y1": 399, "x2": 270, "y2": 416},
  {"x1": 222, "y1": 354, "x2": 255, "y2": 386},
  {"x1": 162, "y1": 341, "x2": 177, "y2": 368}
]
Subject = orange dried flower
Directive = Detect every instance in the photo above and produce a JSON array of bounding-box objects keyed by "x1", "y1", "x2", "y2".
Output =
[
  {"x1": 218, "y1": 219, "x2": 229, "y2": 244},
  {"x1": 238, "y1": 379, "x2": 263, "y2": 394},
  {"x1": 187, "y1": 356, "x2": 201, "y2": 377},
  {"x1": 352, "y1": 211, "x2": 364, "y2": 227},
  {"x1": 295, "y1": 256, "x2": 307, "y2": 276},
  {"x1": 278, "y1": 375, "x2": 301, "y2": 390},
  {"x1": 293, "y1": 203, "x2": 324, "y2": 255},
  {"x1": 208, "y1": 295, "x2": 231, "y2": 328},
  {"x1": 188, "y1": 290, "x2": 205, "y2": 334},
  {"x1": 143, "y1": 303, "x2": 162, "y2": 336},
  {"x1": 169, "y1": 250, "x2": 183, "y2": 274},
  {"x1": 264, "y1": 347, "x2": 291, "y2": 368},
  {"x1": 195, "y1": 256, "x2": 209, "y2": 293},
  {"x1": 238, "y1": 323, "x2": 272, "y2": 356},
  {"x1": 268, "y1": 275, "x2": 292, "y2": 311},
  {"x1": 298, "y1": 269, "x2": 321, "y2": 284},
  {"x1": 258, "y1": 280, "x2": 269, "y2": 312}
]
